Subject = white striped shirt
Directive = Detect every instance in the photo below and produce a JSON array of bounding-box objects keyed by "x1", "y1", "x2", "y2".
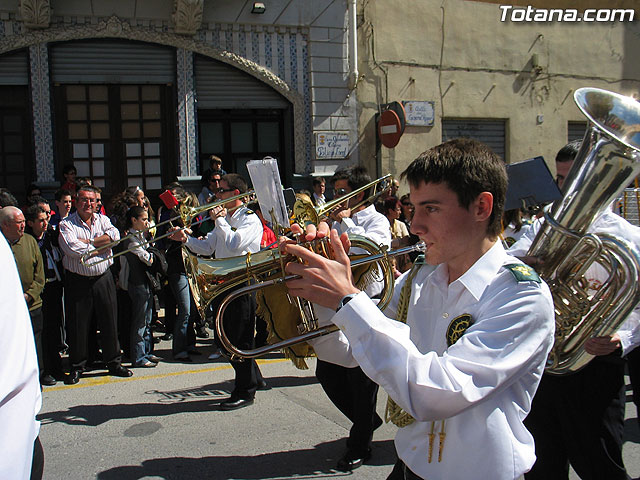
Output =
[{"x1": 59, "y1": 212, "x2": 120, "y2": 277}]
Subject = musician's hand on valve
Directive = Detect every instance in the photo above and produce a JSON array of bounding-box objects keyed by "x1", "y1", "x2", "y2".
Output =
[
  {"x1": 283, "y1": 228, "x2": 359, "y2": 310},
  {"x1": 329, "y1": 206, "x2": 350, "y2": 223},
  {"x1": 209, "y1": 205, "x2": 226, "y2": 220},
  {"x1": 168, "y1": 226, "x2": 190, "y2": 243},
  {"x1": 584, "y1": 334, "x2": 621, "y2": 356}
]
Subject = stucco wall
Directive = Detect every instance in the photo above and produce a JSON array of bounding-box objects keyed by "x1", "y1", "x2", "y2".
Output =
[{"x1": 356, "y1": 0, "x2": 640, "y2": 183}]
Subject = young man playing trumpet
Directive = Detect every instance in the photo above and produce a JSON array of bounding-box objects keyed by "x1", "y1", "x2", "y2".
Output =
[
  {"x1": 313, "y1": 165, "x2": 391, "y2": 471},
  {"x1": 169, "y1": 174, "x2": 265, "y2": 411},
  {"x1": 281, "y1": 139, "x2": 555, "y2": 479}
]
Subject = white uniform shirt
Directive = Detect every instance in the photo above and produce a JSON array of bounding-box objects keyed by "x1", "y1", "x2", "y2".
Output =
[
  {"x1": 331, "y1": 204, "x2": 392, "y2": 297},
  {"x1": 312, "y1": 241, "x2": 555, "y2": 479},
  {"x1": 509, "y1": 206, "x2": 640, "y2": 354},
  {"x1": 185, "y1": 206, "x2": 262, "y2": 259},
  {"x1": 0, "y1": 235, "x2": 41, "y2": 479}
]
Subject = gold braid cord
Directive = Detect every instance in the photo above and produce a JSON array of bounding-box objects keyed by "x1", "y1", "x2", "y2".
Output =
[{"x1": 384, "y1": 259, "x2": 423, "y2": 428}]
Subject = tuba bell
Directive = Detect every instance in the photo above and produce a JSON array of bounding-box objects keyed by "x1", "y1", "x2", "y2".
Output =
[{"x1": 528, "y1": 87, "x2": 640, "y2": 375}]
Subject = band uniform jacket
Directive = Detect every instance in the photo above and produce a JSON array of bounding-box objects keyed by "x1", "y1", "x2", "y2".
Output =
[{"x1": 310, "y1": 241, "x2": 555, "y2": 479}]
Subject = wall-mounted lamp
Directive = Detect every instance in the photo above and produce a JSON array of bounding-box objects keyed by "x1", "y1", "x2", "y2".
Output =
[{"x1": 251, "y1": 2, "x2": 266, "y2": 14}]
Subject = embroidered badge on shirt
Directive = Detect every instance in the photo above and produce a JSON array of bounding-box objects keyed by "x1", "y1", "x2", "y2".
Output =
[
  {"x1": 504, "y1": 263, "x2": 541, "y2": 283},
  {"x1": 446, "y1": 314, "x2": 473, "y2": 347}
]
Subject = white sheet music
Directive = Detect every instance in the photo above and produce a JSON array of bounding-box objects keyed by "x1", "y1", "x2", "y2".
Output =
[{"x1": 246, "y1": 157, "x2": 289, "y2": 230}]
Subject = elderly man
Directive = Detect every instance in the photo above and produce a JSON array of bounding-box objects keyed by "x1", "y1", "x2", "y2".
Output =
[
  {"x1": 0, "y1": 206, "x2": 46, "y2": 386},
  {"x1": 59, "y1": 185, "x2": 132, "y2": 384}
]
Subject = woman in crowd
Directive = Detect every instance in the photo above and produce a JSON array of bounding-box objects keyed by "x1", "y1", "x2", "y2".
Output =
[
  {"x1": 120, "y1": 206, "x2": 162, "y2": 368},
  {"x1": 382, "y1": 196, "x2": 411, "y2": 274}
]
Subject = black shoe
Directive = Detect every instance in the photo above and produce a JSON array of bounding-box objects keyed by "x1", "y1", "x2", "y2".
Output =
[
  {"x1": 257, "y1": 380, "x2": 271, "y2": 391},
  {"x1": 187, "y1": 348, "x2": 202, "y2": 356},
  {"x1": 219, "y1": 397, "x2": 254, "y2": 411},
  {"x1": 336, "y1": 448, "x2": 372, "y2": 472},
  {"x1": 65, "y1": 370, "x2": 81, "y2": 385},
  {"x1": 40, "y1": 374, "x2": 56, "y2": 386},
  {"x1": 153, "y1": 337, "x2": 161, "y2": 344},
  {"x1": 196, "y1": 327, "x2": 209, "y2": 339},
  {"x1": 147, "y1": 355, "x2": 163, "y2": 363},
  {"x1": 109, "y1": 365, "x2": 133, "y2": 378},
  {"x1": 161, "y1": 333, "x2": 173, "y2": 341}
]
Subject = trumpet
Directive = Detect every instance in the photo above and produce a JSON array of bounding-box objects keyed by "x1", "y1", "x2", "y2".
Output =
[
  {"x1": 182, "y1": 234, "x2": 426, "y2": 360},
  {"x1": 80, "y1": 190, "x2": 256, "y2": 266},
  {"x1": 292, "y1": 174, "x2": 393, "y2": 227}
]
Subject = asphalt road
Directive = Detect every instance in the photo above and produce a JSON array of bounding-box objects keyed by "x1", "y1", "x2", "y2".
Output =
[{"x1": 37, "y1": 334, "x2": 640, "y2": 480}]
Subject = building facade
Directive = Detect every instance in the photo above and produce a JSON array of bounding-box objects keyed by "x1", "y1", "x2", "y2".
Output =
[
  {"x1": 356, "y1": 0, "x2": 640, "y2": 182},
  {"x1": 0, "y1": 0, "x2": 359, "y2": 202},
  {"x1": 1, "y1": 0, "x2": 639, "y2": 204}
]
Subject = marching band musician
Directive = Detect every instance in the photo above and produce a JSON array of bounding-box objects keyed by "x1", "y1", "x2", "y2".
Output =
[
  {"x1": 313, "y1": 165, "x2": 392, "y2": 472},
  {"x1": 169, "y1": 173, "x2": 266, "y2": 411},
  {"x1": 281, "y1": 139, "x2": 555, "y2": 480},
  {"x1": 509, "y1": 141, "x2": 640, "y2": 480}
]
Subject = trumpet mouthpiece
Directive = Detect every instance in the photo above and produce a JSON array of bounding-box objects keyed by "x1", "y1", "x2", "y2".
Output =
[{"x1": 414, "y1": 241, "x2": 427, "y2": 253}]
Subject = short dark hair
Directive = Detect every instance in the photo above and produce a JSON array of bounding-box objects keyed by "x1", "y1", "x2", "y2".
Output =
[
  {"x1": 27, "y1": 183, "x2": 41, "y2": 196},
  {"x1": 62, "y1": 164, "x2": 77, "y2": 175},
  {"x1": 556, "y1": 140, "x2": 582, "y2": 163},
  {"x1": 26, "y1": 195, "x2": 49, "y2": 208},
  {"x1": 223, "y1": 173, "x2": 248, "y2": 194},
  {"x1": 0, "y1": 189, "x2": 18, "y2": 208},
  {"x1": 312, "y1": 177, "x2": 326, "y2": 187},
  {"x1": 24, "y1": 204, "x2": 46, "y2": 222},
  {"x1": 76, "y1": 185, "x2": 99, "y2": 197},
  {"x1": 401, "y1": 138, "x2": 507, "y2": 237},
  {"x1": 331, "y1": 165, "x2": 372, "y2": 201},
  {"x1": 55, "y1": 189, "x2": 72, "y2": 201},
  {"x1": 331, "y1": 166, "x2": 371, "y2": 191}
]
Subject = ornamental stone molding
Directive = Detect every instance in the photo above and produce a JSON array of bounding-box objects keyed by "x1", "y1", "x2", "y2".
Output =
[
  {"x1": 0, "y1": 15, "x2": 309, "y2": 173},
  {"x1": 173, "y1": 0, "x2": 203, "y2": 36},
  {"x1": 19, "y1": 0, "x2": 51, "y2": 30}
]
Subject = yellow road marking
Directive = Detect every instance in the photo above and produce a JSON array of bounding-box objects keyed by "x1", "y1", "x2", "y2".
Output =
[{"x1": 44, "y1": 358, "x2": 291, "y2": 392}]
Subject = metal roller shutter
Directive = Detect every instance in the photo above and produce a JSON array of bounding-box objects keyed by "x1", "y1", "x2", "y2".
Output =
[
  {"x1": 0, "y1": 49, "x2": 28, "y2": 85},
  {"x1": 50, "y1": 39, "x2": 175, "y2": 84},
  {"x1": 568, "y1": 121, "x2": 587, "y2": 143},
  {"x1": 442, "y1": 119, "x2": 506, "y2": 161},
  {"x1": 195, "y1": 54, "x2": 288, "y2": 109}
]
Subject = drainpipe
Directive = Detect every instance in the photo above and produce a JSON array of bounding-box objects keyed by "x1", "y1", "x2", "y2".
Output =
[{"x1": 348, "y1": 0, "x2": 358, "y2": 90}]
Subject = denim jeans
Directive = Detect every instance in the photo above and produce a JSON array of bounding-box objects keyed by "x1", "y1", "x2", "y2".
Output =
[
  {"x1": 168, "y1": 272, "x2": 191, "y2": 357},
  {"x1": 128, "y1": 283, "x2": 153, "y2": 365}
]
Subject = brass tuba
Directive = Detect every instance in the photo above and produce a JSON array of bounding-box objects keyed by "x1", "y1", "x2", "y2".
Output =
[{"x1": 528, "y1": 87, "x2": 640, "y2": 375}]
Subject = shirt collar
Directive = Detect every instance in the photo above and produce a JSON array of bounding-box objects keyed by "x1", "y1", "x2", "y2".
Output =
[
  {"x1": 352, "y1": 204, "x2": 375, "y2": 221},
  {"x1": 433, "y1": 241, "x2": 506, "y2": 301}
]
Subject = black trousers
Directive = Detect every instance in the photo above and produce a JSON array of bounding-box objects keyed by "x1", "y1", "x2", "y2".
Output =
[
  {"x1": 41, "y1": 281, "x2": 64, "y2": 377},
  {"x1": 30, "y1": 436, "x2": 44, "y2": 480},
  {"x1": 29, "y1": 307, "x2": 44, "y2": 376},
  {"x1": 64, "y1": 270, "x2": 122, "y2": 371},
  {"x1": 387, "y1": 459, "x2": 423, "y2": 480},
  {"x1": 316, "y1": 359, "x2": 381, "y2": 454},
  {"x1": 220, "y1": 286, "x2": 261, "y2": 399},
  {"x1": 524, "y1": 354, "x2": 629, "y2": 480},
  {"x1": 626, "y1": 346, "x2": 640, "y2": 417}
]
